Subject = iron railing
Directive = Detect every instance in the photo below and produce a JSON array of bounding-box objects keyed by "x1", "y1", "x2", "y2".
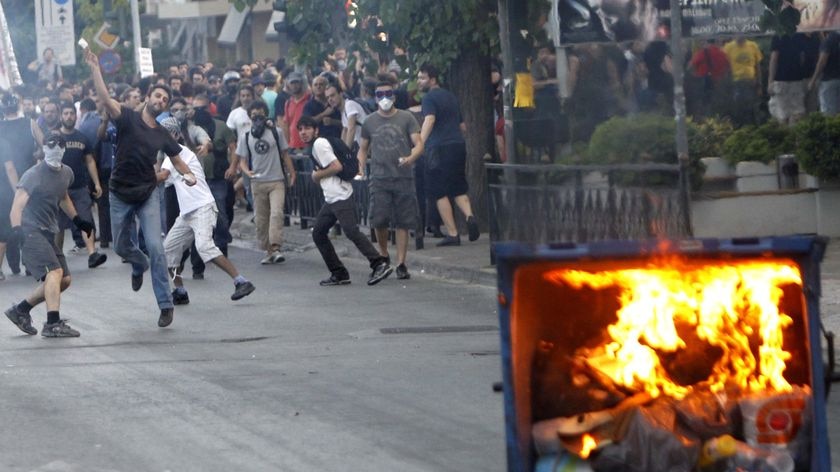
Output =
[{"x1": 486, "y1": 163, "x2": 692, "y2": 246}]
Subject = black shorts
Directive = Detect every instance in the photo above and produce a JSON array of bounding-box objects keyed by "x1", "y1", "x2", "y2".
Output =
[
  {"x1": 58, "y1": 187, "x2": 94, "y2": 231},
  {"x1": 22, "y1": 230, "x2": 69, "y2": 281},
  {"x1": 425, "y1": 142, "x2": 469, "y2": 200},
  {"x1": 369, "y1": 180, "x2": 418, "y2": 230}
]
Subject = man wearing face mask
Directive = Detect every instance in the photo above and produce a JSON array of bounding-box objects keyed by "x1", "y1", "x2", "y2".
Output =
[
  {"x1": 85, "y1": 48, "x2": 196, "y2": 329},
  {"x1": 215, "y1": 71, "x2": 240, "y2": 122},
  {"x1": 236, "y1": 101, "x2": 296, "y2": 265},
  {"x1": 4, "y1": 133, "x2": 94, "y2": 337},
  {"x1": 54, "y1": 102, "x2": 107, "y2": 269}
]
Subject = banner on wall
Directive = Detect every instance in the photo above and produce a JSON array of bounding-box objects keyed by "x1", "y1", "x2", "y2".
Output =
[{"x1": 0, "y1": 0, "x2": 22, "y2": 90}]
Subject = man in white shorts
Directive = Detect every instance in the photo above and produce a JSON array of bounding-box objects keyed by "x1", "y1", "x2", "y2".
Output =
[{"x1": 157, "y1": 118, "x2": 256, "y2": 305}]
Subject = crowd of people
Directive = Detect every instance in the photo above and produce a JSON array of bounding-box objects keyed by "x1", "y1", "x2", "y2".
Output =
[{"x1": 0, "y1": 47, "x2": 482, "y2": 337}]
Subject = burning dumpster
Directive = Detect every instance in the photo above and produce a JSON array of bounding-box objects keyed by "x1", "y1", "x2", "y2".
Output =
[{"x1": 495, "y1": 237, "x2": 832, "y2": 471}]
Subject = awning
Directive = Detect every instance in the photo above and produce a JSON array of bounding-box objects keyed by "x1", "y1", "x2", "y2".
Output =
[{"x1": 217, "y1": 5, "x2": 250, "y2": 47}]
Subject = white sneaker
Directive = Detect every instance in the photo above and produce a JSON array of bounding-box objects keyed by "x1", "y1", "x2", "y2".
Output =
[
  {"x1": 269, "y1": 251, "x2": 286, "y2": 264},
  {"x1": 0, "y1": 270, "x2": 5, "y2": 281}
]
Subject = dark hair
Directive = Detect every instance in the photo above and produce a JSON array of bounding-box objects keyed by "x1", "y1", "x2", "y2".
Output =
[
  {"x1": 375, "y1": 81, "x2": 393, "y2": 89},
  {"x1": 362, "y1": 78, "x2": 377, "y2": 98},
  {"x1": 168, "y1": 75, "x2": 184, "y2": 86},
  {"x1": 297, "y1": 115, "x2": 318, "y2": 129},
  {"x1": 59, "y1": 101, "x2": 75, "y2": 113},
  {"x1": 247, "y1": 100, "x2": 269, "y2": 115},
  {"x1": 188, "y1": 67, "x2": 204, "y2": 79},
  {"x1": 148, "y1": 84, "x2": 173, "y2": 101},
  {"x1": 419, "y1": 64, "x2": 439, "y2": 81},
  {"x1": 179, "y1": 82, "x2": 194, "y2": 98},
  {"x1": 170, "y1": 97, "x2": 187, "y2": 108},
  {"x1": 79, "y1": 98, "x2": 97, "y2": 112}
]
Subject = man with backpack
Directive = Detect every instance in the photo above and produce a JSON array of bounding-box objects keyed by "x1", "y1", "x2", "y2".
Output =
[
  {"x1": 297, "y1": 116, "x2": 392, "y2": 287},
  {"x1": 236, "y1": 101, "x2": 296, "y2": 265}
]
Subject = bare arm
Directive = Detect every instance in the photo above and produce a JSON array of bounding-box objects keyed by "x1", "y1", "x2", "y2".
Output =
[
  {"x1": 420, "y1": 115, "x2": 435, "y2": 144},
  {"x1": 9, "y1": 189, "x2": 29, "y2": 227},
  {"x1": 810, "y1": 52, "x2": 829, "y2": 90},
  {"x1": 156, "y1": 168, "x2": 171, "y2": 183},
  {"x1": 768, "y1": 50, "x2": 779, "y2": 91},
  {"x1": 58, "y1": 192, "x2": 79, "y2": 219},
  {"x1": 399, "y1": 132, "x2": 424, "y2": 167},
  {"x1": 225, "y1": 142, "x2": 239, "y2": 180},
  {"x1": 84, "y1": 153, "x2": 102, "y2": 198},
  {"x1": 312, "y1": 159, "x2": 342, "y2": 183},
  {"x1": 357, "y1": 137, "x2": 369, "y2": 177},
  {"x1": 84, "y1": 49, "x2": 121, "y2": 120},
  {"x1": 237, "y1": 153, "x2": 252, "y2": 177},
  {"x1": 4, "y1": 161, "x2": 19, "y2": 189},
  {"x1": 343, "y1": 114, "x2": 358, "y2": 148},
  {"x1": 281, "y1": 150, "x2": 296, "y2": 187}
]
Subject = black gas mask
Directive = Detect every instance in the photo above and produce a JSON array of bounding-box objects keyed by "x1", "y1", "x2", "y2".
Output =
[
  {"x1": 250, "y1": 115, "x2": 267, "y2": 138},
  {"x1": 225, "y1": 81, "x2": 239, "y2": 95}
]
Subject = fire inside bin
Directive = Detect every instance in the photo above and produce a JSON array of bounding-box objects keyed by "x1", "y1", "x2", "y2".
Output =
[{"x1": 495, "y1": 238, "x2": 831, "y2": 472}]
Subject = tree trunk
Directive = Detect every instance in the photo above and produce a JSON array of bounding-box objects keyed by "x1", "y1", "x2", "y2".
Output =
[{"x1": 448, "y1": 46, "x2": 494, "y2": 230}]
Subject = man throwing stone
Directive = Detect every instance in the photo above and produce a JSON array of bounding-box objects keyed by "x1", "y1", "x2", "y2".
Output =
[{"x1": 84, "y1": 48, "x2": 197, "y2": 328}]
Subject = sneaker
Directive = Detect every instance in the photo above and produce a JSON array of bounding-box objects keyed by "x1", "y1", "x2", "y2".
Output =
[
  {"x1": 396, "y1": 264, "x2": 411, "y2": 280},
  {"x1": 436, "y1": 235, "x2": 461, "y2": 247},
  {"x1": 69, "y1": 246, "x2": 85, "y2": 255},
  {"x1": 172, "y1": 289, "x2": 190, "y2": 305},
  {"x1": 88, "y1": 251, "x2": 107, "y2": 268},
  {"x1": 320, "y1": 274, "x2": 351, "y2": 286},
  {"x1": 131, "y1": 272, "x2": 143, "y2": 291},
  {"x1": 192, "y1": 272, "x2": 204, "y2": 280},
  {"x1": 100, "y1": 241, "x2": 110, "y2": 249},
  {"x1": 427, "y1": 226, "x2": 445, "y2": 238},
  {"x1": 269, "y1": 251, "x2": 286, "y2": 264},
  {"x1": 0, "y1": 270, "x2": 5, "y2": 281},
  {"x1": 5, "y1": 304, "x2": 37, "y2": 335},
  {"x1": 367, "y1": 262, "x2": 394, "y2": 286},
  {"x1": 260, "y1": 254, "x2": 272, "y2": 265},
  {"x1": 467, "y1": 216, "x2": 480, "y2": 242},
  {"x1": 41, "y1": 320, "x2": 80, "y2": 338},
  {"x1": 231, "y1": 281, "x2": 256, "y2": 300},
  {"x1": 158, "y1": 308, "x2": 174, "y2": 327}
]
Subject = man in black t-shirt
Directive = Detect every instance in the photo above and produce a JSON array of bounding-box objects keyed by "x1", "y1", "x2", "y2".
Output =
[
  {"x1": 768, "y1": 34, "x2": 811, "y2": 125},
  {"x1": 85, "y1": 48, "x2": 197, "y2": 328},
  {"x1": 55, "y1": 102, "x2": 107, "y2": 269},
  {"x1": 302, "y1": 75, "x2": 342, "y2": 139},
  {"x1": 809, "y1": 32, "x2": 840, "y2": 116}
]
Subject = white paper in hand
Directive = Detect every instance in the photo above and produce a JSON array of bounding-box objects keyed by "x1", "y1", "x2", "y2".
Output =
[{"x1": 78, "y1": 38, "x2": 89, "y2": 50}]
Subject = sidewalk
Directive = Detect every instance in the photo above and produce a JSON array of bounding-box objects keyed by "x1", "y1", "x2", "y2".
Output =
[{"x1": 230, "y1": 210, "x2": 498, "y2": 286}]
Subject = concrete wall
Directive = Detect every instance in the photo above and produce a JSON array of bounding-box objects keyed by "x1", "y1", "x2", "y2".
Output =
[{"x1": 691, "y1": 192, "x2": 819, "y2": 238}]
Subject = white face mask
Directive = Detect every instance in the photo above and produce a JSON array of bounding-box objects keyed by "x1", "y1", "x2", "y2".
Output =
[
  {"x1": 43, "y1": 146, "x2": 64, "y2": 169},
  {"x1": 378, "y1": 97, "x2": 394, "y2": 112}
]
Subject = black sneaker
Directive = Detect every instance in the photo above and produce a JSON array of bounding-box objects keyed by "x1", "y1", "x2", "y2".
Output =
[
  {"x1": 158, "y1": 308, "x2": 174, "y2": 327},
  {"x1": 100, "y1": 241, "x2": 110, "y2": 249},
  {"x1": 320, "y1": 274, "x2": 351, "y2": 286},
  {"x1": 367, "y1": 262, "x2": 394, "y2": 286},
  {"x1": 231, "y1": 281, "x2": 256, "y2": 300},
  {"x1": 396, "y1": 264, "x2": 410, "y2": 280},
  {"x1": 131, "y1": 272, "x2": 143, "y2": 291},
  {"x1": 5, "y1": 304, "x2": 37, "y2": 335},
  {"x1": 41, "y1": 320, "x2": 80, "y2": 338},
  {"x1": 467, "y1": 216, "x2": 480, "y2": 242},
  {"x1": 436, "y1": 235, "x2": 461, "y2": 247},
  {"x1": 192, "y1": 272, "x2": 204, "y2": 280},
  {"x1": 172, "y1": 289, "x2": 190, "y2": 305},
  {"x1": 88, "y1": 251, "x2": 107, "y2": 268}
]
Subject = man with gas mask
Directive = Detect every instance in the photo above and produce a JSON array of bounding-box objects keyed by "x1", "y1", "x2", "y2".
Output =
[
  {"x1": 4, "y1": 133, "x2": 95, "y2": 337},
  {"x1": 215, "y1": 71, "x2": 240, "y2": 122},
  {"x1": 0, "y1": 92, "x2": 39, "y2": 280},
  {"x1": 157, "y1": 118, "x2": 256, "y2": 305},
  {"x1": 235, "y1": 101, "x2": 296, "y2": 265}
]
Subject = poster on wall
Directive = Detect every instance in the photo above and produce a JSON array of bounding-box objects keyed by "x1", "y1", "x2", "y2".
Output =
[{"x1": 557, "y1": 0, "x2": 840, "y2": 45}]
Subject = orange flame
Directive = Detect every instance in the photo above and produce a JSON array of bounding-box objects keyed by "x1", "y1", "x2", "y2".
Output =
[
  {"x1": 545, "y1": 260, "x2": 801, "y2": 399},
  {"x1": 579, "y1": 433, "x2": 597, "y2": 459}
]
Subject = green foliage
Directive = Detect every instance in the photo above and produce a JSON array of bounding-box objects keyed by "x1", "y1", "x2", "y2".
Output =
[
  {"x1": 689, "y1": 117, "x2": 735, "y2": 158},
  {"x1": 721, "y1": 120, "x2": 794, "y2": 165},
  {"x1": 793, "y1": 113, "x2": 840, "y2": 181},
  {"x1": 758, "y1": 0, "x2": 801, "y2": 36},
  {"x1": 587, "y1": 114, "x2": 681, "y2": 164}
]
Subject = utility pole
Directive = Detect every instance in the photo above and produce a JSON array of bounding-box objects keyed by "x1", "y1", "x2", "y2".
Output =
[{"x1": 131, "y1": 0, "x2": 141, "y2": 76}]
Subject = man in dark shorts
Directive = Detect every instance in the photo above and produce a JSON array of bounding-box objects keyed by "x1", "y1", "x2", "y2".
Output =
[
  {"x1": 4, "y1": 134, "x2": 95, "y2": 337},
  {"x1": 358, "y1": 81, "x2": 423, "y2": 280},
  {"x1": 417, "y1": 64, "x2": 479, "y2": 247},
  {"x1": 85, "y1": 47, "x2": 197, "y2": 328}
]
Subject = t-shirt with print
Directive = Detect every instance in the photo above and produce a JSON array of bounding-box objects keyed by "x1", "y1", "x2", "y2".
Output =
[
  {"x1": 361, "y1": 110, "x2": 420, "y2": 181},
  {"x1": 821, "y1": 32, "x2": 840, "y2": 81},
  {"x1": 236, "y1": 126, "x2": 288, "y2": 183},
  {"x1": 18, "y1": 161, "x2": 74, "y2": 234},
  {"x1": 162, "y1": 145, "x2": 215, "y2": 215},
  {"x1": 111, "y1": 106, "x2": 182, "y2": 203},
  {"x1": 341, "y1": 99, "x2": 367, "y2": 145},
  {"x1": 723, "y1": 40, "x2": 763, "y2": 82},
  {"x1": 421, "y1": 87, "x2": 464, "y2": 148},
  {"x1": 311, "y1": 137, "x2": 353, "y2": 204},
  {"x1": 303, "y1": 97, "x2": 342, "y2": 139},
  {"x1": 59, "y1": 129, "x2": 93, "y2": 189}
]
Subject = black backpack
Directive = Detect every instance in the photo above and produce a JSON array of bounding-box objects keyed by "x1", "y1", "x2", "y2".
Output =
[
  {"x1": 311, "y1": 136, "x2": 359, "y2": 182},
  {"x1": 351, "y1": 97, "x2": 377, "y2": 115}
]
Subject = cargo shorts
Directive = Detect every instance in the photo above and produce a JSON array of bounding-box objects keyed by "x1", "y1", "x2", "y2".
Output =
[{"x1": 369, "y1": 179, "x2": 419, "y2": 230}]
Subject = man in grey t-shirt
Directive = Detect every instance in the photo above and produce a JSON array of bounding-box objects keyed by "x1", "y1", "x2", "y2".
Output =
[
  {"x1": 4, "y1": 135, "x2": 95, "y2": 338},
  {"x1": 358, "y1": 81, "x2": 423, "y2": 280},
  {"x1": 236, "y1": 101, "x2": 296, "y2": 264}
]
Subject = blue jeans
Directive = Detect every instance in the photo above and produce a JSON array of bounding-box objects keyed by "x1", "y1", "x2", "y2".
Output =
[
  {"x1": 819, "y1": 79, "x2": 840, "y2": 116},
  {"x1": 110, "y1": 187, "x2": 173, "y2": 309}
]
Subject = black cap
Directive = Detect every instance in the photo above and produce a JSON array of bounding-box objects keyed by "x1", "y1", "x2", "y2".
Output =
[{"x1": 45, "y1": 133, "x2": 66, "y2": 148}]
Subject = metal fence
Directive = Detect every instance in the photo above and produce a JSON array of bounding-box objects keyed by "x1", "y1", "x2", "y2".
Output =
[
  {"x1": 283, "y1": 171, "x2": 371, "y2": 229},
  {"x1": 486, "y1": 163, "x2": 692, "y2": 246}
]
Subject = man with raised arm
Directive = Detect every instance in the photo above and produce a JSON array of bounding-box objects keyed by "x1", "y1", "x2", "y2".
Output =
[{"x1": 84, "y1": 47, "x2": 196, "y2": 328}]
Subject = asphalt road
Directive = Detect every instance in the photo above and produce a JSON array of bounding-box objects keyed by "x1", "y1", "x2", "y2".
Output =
[{"x1": 0, "y1": 246, "x2": 504, "y2": 472}]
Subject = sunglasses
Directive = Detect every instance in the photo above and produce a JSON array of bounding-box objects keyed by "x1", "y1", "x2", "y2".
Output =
[{"x1": 375, "y1": 90, "x2": 394, "y2": 99}]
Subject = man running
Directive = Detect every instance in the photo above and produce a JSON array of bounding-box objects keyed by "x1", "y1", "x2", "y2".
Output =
[
  {"x1": 4, "y1": 133, "x2": 95, "y2": 337},
  {"x1": 158, "y1": 118, "x2": 256, "y2": 304},
  {"x1": 84, "y1": 47, "x2": 197, "y2": 328}
]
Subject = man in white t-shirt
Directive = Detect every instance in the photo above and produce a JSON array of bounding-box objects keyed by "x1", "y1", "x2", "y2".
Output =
[
  {"x1": 158, "y1": 118, "x2": 256, "y2": 305},
  {"x1": 225, "y1": 84, "x2": 256, "y2": 138},
  {"x1": 325, "y1": 84, "x2": 367, "y2": 149},
  {"x1": 297, "y1": 116, "x2": 392, "y2": 286}
]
